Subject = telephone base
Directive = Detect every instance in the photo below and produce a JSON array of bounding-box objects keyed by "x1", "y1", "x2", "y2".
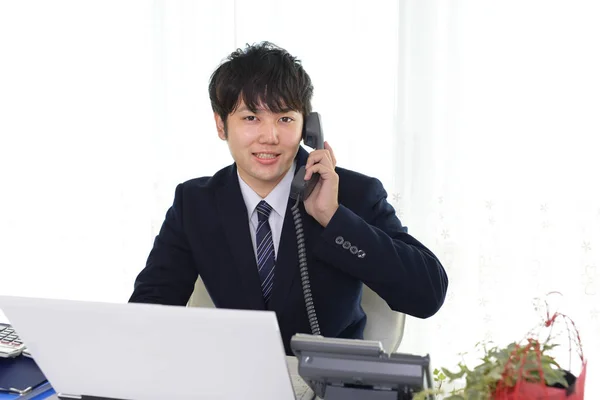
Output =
[
  {"x1": 291, "y1": 334, "x2": 433, "y2": 400},
  {"x1": 323, "y1": 385, "x2": 414, "y2": 399}
]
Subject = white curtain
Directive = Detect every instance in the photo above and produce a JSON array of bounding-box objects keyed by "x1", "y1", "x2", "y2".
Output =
[
  {"x1": 0, "y1": 0, "x2": 598, "y2": 396},
  {"x1": 394, "y1": 1, "x2": 600, "y2": 397}
]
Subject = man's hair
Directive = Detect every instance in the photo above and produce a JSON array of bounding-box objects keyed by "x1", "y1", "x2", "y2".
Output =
[{"x1": 209, "y1": 41, "x2": 313, "y2": 130}]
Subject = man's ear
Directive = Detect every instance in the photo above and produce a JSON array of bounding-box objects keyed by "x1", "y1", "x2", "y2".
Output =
[{"x1": 214, "y1": 112, "x2": 227, "y2": 140}]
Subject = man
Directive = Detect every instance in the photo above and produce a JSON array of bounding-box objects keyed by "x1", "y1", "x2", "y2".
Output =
[{"x1": 130, "y1": 42, "x2": 448, "y2": 355}]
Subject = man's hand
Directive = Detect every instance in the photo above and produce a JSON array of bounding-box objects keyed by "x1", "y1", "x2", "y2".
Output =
[{"x1": 303, "y1": 141, "x2": 339, "y2": 227}]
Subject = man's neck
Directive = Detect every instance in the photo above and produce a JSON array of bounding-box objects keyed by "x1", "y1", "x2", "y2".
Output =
[{"x1": 240, "y1": 174, "x2": 286, "y2": 199}]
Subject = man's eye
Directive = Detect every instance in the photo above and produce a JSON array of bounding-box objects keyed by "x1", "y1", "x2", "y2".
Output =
[
  {"x1": 280, "y1": 117, "x2": 294, "y2": 123},
  {"x1": 244, "y1": 116, "x2": 257, "y2": 121}
]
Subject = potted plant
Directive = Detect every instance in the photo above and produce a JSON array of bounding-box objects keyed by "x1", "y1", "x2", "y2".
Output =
[{"x1": 415, "y1": 301, "x2": 587, "y2": 399}]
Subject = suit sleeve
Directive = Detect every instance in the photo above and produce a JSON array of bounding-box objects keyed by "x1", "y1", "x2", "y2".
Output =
[
  {"x1": 312, "y1": 178, "x2": 448, "y2": 318},
  {"x1": 129, "y1": 184, "x2": 198, "y2": 305}
]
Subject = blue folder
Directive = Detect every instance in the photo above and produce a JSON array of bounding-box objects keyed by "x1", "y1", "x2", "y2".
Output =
[{"x1": 0, "y1": 356, "x2": 54, "y2": 399}]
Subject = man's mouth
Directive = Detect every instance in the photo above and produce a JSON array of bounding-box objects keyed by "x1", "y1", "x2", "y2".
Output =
[{"x1": 253, "y1": 153, "x2": 279, "y2": 160}]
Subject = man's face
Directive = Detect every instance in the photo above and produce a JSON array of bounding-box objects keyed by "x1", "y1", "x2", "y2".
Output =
[{"x1": 215, "y1": 100, "x2": 303, "y2": 194}]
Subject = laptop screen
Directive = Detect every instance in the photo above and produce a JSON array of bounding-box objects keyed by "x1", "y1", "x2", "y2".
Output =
[{"x1": 0, "y1": 296, "x2": 295, "y2": 400}]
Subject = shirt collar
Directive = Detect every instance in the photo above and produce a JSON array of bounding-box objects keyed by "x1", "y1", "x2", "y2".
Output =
[{"x1": 237, "y1": 161, "x2": 296, "y2": 220}]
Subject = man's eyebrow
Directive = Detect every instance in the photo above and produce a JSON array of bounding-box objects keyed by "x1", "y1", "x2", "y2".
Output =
[
  {"x1": 235, "y1": 105, "x2": 254, "y2": 113},
  {"x1": 235, "y1": 105, "x2": 298, "y2": 114},
  {"x1": 235, "y1": 105, "x2": 268, "y2": 113}
]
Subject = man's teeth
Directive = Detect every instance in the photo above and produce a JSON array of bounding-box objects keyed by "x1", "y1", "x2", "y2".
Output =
[{"x1": 255, "y1": 153, "x2": 277, "y2": 159}]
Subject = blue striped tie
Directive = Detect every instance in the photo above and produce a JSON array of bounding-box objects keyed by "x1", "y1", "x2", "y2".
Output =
[{"x1": 256, "y1": 200, "x2": 276, "y2": 303}]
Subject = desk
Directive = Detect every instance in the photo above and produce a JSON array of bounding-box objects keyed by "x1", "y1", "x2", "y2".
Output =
[
  {"x1": 287, "y1": 356, "x2": 317, "y2": 400},
  {"x1": 1, "y1": 357, "x2": 315, "y2": 400}
]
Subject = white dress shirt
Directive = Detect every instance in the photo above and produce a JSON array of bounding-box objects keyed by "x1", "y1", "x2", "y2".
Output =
[{"x1": 237, "y1": 162, "x2": 295, "y2": 262}]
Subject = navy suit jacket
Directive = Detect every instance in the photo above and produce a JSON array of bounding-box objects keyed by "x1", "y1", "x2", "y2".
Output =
[{"x1": 129, "y1": 148, "x2": 448, "y2": 354}]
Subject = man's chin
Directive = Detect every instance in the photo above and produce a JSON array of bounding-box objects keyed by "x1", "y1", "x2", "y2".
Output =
[{"x1": 251, "y1": 170, "x2": 287, "y2": 184}]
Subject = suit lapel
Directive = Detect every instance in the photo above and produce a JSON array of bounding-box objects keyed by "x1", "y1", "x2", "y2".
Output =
[
  {"x1": 268, "y1": 148, "x2": 311, "y2": 314},
  {"x1": 216, "y1": 166, "x2": 265, "y2": 310},
  {"x1": 267, "y1": 196, "x2": 301, "y2": 313}
]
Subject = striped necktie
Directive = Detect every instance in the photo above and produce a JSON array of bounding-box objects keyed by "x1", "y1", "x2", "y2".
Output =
[{"x1": 256, "y1": 200, "x2": 276, "y2": 303}]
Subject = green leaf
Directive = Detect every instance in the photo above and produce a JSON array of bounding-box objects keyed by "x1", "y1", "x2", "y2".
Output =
[
  {"x1": 486, "y1": 364, "x2": 504, "y2": 382},
  {"x1": 544, "y1": 368, "x2": 568, "y2": 387},
  {"x1": 441, "y1": 366, "x2": 466, "y2": 380},
  {"x1": 445, "y1": 395, "x2": 466, "y2": 400}
]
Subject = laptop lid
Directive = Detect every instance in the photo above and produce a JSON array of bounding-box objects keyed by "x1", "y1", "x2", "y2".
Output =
[{"x1": 0, "y1": 296, "x2": 295, "y2": 400}]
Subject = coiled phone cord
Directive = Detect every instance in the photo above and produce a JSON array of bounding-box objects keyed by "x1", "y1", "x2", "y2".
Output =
[{"x1": 291, "y1": 196, "x2": 321, "y2": 336}]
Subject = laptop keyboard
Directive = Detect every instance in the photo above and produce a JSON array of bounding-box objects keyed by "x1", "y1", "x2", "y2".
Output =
[{"x1": 0, "y1": 323, "x2": 26, "y2": 358}]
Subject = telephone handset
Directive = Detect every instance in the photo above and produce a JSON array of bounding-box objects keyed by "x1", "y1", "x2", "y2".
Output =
[
  {"x1": 290, "y1": 111, "x2": 324, "y2": 336},
  {"x1": 290, "y1": 112, "x2": 325, "y2": 202}
]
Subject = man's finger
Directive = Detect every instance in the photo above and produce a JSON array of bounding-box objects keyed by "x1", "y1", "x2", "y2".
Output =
[
  {"x1": 324, "y1": 141, "x2": 336, "y2": 167},
  {"x1": 304, "y1": 162, "x2": 334, "y2": 181},
  {"x1": 306, "y1": 150, "x2": 334, "y2": 170}
]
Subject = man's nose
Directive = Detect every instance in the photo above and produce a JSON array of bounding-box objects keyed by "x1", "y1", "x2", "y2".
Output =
[{"x1": 259, "y1": 123, "x2": 279, "y2": 144}]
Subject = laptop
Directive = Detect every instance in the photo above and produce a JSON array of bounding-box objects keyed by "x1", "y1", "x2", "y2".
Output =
[{"x1": 0, "y1": 296, "x2": 312, "y2": 400}]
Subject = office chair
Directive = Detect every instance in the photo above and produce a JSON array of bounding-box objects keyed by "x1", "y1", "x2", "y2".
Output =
[{"x1": 187, "y1": 276, "x2": 406, "y2": 354}]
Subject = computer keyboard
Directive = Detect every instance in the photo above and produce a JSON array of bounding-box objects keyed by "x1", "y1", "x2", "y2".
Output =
[{"x1": 0, "y1": 323, "x2": 26, "y2": 358}]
